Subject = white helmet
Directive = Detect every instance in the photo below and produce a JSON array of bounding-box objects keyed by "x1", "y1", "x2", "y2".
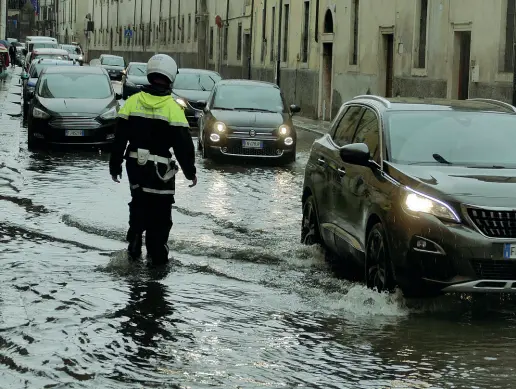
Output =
[{"x1": 146, "y1": 54, "x2": 178, "y2": 84}]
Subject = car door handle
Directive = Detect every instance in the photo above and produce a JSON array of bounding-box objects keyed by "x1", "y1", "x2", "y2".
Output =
[
  {"x1": 337, "y1": 168, "x2": 346, "y2": 177},
  {"x1": 317, "y1": 157, "x2": 326, "y2": 165}
]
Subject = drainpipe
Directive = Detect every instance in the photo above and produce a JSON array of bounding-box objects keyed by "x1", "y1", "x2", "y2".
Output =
[
  {"x1": 513, "y1": 9, "x2": 516, "y2": 105},
  {"x1": 248, "y1": 0, "x2": 255, "y2": 79},
  {"x1": 276, "y1": 0, "x2": 283, "y2": 86},
  {"x1": 140, "y1": 0, "x2": 143, "y2": 50}
]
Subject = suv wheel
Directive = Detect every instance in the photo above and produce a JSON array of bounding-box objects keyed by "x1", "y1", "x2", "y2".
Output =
[
  {"x1": 301, "y1": 195, "x2": 321, "y2": 245},
  {"x1": 365, "y1": 223, "x2": 395, "y2": 293}
]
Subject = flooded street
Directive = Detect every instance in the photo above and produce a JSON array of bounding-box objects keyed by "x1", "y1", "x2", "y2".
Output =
[{"x1": 2, "y1": 69, "x2": 516, "y2": 388}]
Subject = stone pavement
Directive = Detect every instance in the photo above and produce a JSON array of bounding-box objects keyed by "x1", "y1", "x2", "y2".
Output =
[{"x1": 293, "y1": 116, "x2": 331, "y2": 136}]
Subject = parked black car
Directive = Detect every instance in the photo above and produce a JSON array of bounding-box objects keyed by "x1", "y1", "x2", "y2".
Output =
[
  {"x1": 172, "y1": 68, "x2": 222, "y2": 130},
  {"x1": 199, "y1": 80, "x2": 300, "y2": 162},
  {"x1": 27, "y1": 66, "x2": 122, "y2": 149},
  {"x1": 121, "y1": 62, "x2": 149, "y2": 99},
  {"x1": 302, "y1": 95, "x2": 516, "y2": 297},
  {"x1": 99, "y1": 54, "x2": 125, "y2": 80}
]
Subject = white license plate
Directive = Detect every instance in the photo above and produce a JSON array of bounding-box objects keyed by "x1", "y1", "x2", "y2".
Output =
[
  {"x1": 503, "y1": 244, "x2": 516, "y2": 259},
  {"x1": 242, "y1": 140, "x2": 263, "y2": 149},
  {"x1": 65, "y1": 130, "x2": 84, "y2": 137}
]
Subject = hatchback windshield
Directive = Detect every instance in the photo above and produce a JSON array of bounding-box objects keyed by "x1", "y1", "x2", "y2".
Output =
[
  {"x1": 128, "y1": 64, "x2": 147, "y2": 75},
  {"x1": 30, "y1": 42, "x2": 58, "y2": 51},
  {"x1": 34, "y1": 54, "x2": 68, "y2": 61},
  {"x1": 387, "y1": 111, "x2": 516, "y2": 168},
  {"x1": 213, "y1": 85, "x2": 285, "y2": 113},
  {"x1": 38, "y1": 74, "x2": 112, "y2": 99},
  {"x1": 101, "y1": 56, "x2": 124, "y2": 66},
  {"x1": 61, "y1": 45, "x2": 82, "y2": 55},
  {"x1": 174, "y1": 73, "x2": 221, "y2": 91},
  {"x1": 30, "y1": 63, "x2": 69, "y2": 78}
]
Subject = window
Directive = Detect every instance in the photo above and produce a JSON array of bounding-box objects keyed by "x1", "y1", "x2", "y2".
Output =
[
  {"x1": 505, "y1": 0, "x2": 515, "y2": 72},
  {"x1": 188, "y1": 14, "x2": 191, "y2": 42},
  {"x1": 181, "y1": 15, "x2": 185, "y2": 43},
  {"x1": 194, "y1": 13, "x2": 198, "y2": 41},
  {"x1": 223, "y1": 24, "x2": 229, "y2": 60},
  {"x1": 270, "y1": 6, "x2": 276, "y2": 62},
  {"x1": 352, "y1": 109, "x2": 380, "y2": 163},
  {"x1": 38, "y1": 74, "x2": 112, "y2": 99},
  {"x1": 172, "y1": 17, "x2": 176, "y2": 43},
  {"x1": 209, "y1": 27, "x2": 214, "y2": 59},
  {"x1": 261, "y1": 0, "x2": 267, "y2": 62},
  {"x1": 415, "y1": 0, "x2": 428, "y2": 68},
  {"x1": 237, "y1": 23, "x2": 243, "y2": 61},
  {"x1": 173, "y1": 73, "x2": 221, "y2": 91},
  {"x1": 332, "y1": 106, "x2": 363, "y2": 147},
  {"x1": 302, "y1": 1, "x2": 310, "y2": 63},
  {"x1": 350, "y1": 0, "x2": 359, "y2": 65},
  {"x1": 282, "y1": 4, "x2": 290, "y2": 62},
  {"x1": 213, "y1": 85, "x2": 285, "y2": 113}
]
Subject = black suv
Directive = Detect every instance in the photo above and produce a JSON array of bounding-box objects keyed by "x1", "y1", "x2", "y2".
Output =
[{"x1": 302, "y1": 95, "x2": 516, "y2": 297}]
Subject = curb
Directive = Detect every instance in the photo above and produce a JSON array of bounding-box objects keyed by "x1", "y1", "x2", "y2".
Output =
[{"x1": 294, "y1": 123, "x2": 327, "y2": 137}]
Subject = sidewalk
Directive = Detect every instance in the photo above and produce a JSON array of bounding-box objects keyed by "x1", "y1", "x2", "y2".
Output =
[{"x1": 293, "y1": 116, "x2": 331, "y2": 136}]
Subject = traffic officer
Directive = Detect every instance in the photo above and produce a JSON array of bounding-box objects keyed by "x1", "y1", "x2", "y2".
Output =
[{"x1": 109, "y1": 54, "x2": 197, "y2": 265}]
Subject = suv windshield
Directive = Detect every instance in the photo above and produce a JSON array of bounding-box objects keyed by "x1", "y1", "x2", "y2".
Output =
[
  {"x1": 387, "y1": 111, "x2": 516, "y2": 168},
  {"x1": 213, "y1": 85, "x2": 285, "y2": 113},
  {"x1": 101, "y1": 56, "x2": 124, "y2": 66},
  {"x1": 38, "y1": 74, "x2": 112, "y2": 99},
  {"x1": 128, "y1": 64, "x2": 147, "y2": 75},
  {"x1": 173, "y1": 73, "x2": 221, "y2": 91}
]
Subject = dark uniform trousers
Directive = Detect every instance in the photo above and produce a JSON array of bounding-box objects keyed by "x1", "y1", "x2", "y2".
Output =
[{"x1": 127, "y1": 189, "x2": 174, "y2": 263}]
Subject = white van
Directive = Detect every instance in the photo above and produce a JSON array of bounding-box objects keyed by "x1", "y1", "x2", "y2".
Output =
[{"x1": 25, "y1": 37, "x2": 58, "y2": 53}]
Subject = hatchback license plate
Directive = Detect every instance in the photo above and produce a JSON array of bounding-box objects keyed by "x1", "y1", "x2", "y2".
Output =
[
  {"x1": 242, "y1": 140, "x2": 262, "y2": 149},
  {"x1": 65, "y1": 130, "x2": 84, "y2": 137},
  {"x1": 503, "y1": 244, "x2": 516, "y2": 259}
]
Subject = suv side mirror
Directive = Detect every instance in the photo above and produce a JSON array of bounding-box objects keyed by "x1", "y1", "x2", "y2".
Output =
[
  {"x1": 290, "y1": 104, "x2": 301, "y2": 115},
  {"x1": 339, "y1": 143, "x2": 371, "y2": 166}
]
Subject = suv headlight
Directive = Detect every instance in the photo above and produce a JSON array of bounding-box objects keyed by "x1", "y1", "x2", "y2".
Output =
[
  {"x1": 33, "y1": 107, "x2": 50, "y2": 119},
  {"x1": 100, "y1": 107, "x2": 118, "y2": 120},
  {"x1": 175, "y1": 98, "x2": 188, "y2": 108},
  {"x1": 402, "y1": 187, "x2": 460, "y2": 223}
]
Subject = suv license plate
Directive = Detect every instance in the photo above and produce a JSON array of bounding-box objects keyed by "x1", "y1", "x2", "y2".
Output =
[
  {"x1": 242, "y1": 140, "x2": 262, "y2": 149},
  {"x1": 503, "y1": 243, "x2": 516, "y2": 259},
  {"x1": 65, "y1": 130, "x2": 84, "y2": 137}
]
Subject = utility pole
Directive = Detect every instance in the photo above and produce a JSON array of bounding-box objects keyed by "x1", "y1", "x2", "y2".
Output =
[
  {"x1": 197, "y1": 0, "x2": 207, "y2": 69},
  {"x1": 0, "y1": 0, "x2": 6, "y2": 39},
  {"x1": 276, "y1": 0, "x2": 283, "y2": 86}
]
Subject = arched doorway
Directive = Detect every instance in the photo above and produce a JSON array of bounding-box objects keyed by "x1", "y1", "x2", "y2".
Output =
[{"x1": 320, "y1": 9, "x2": 334, "y2": 121}]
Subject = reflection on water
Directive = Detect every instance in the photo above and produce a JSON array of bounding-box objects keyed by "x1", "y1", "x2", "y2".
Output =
[{"x1": 0, "y1": 69, "x2": 516, "y2": 388}]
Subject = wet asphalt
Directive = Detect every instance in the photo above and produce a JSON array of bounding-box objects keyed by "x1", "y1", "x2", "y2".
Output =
[{"x1": 0, "y1": 68, "x2": 515, "y2": 388}]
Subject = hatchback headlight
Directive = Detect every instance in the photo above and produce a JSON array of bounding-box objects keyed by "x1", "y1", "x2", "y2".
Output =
[
  {"x1": 33, "y1": 107, "x2": 50, "y2": 119},
  {"x1": 402, "y1": 187, "x2": 460, "y2": 223},
  {"x1": 279, "y1": 125, "x2": 289, "y2": 135},
  {"x1": 214, "y1": 122, "x2": 226, "y2": 132},
  {"x1": 100, "y1": 107, "x2": 118, "y2": 120},
  {"x1": 175, "y1": 98, "x2": 188, "y2": 108}
]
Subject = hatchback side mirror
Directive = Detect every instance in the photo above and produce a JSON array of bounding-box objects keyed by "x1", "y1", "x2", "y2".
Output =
[
  {"x1": 27, "y1": 90, "x2": 34, "y2": 99},
  {"x1": 115, "y1": 93, "x2": 123, "y2": 100},
  {"x1": 339, "y1": 143, "x2": 371, "y2": 166},
  {"x1": 290, "y1": 104, "x2": 301, "y2": 114}
]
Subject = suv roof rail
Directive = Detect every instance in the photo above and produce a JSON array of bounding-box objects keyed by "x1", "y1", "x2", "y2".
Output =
[
  {"x1": 352, "y1": 94, "x2": 391, "y2": 108},
  {"x1": 467, "y1": 98, "x2": 516, "y2": 113}
]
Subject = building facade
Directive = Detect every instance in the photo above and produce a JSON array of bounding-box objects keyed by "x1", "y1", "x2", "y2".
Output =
[{"x1": 82, "y1": 0, "x2": 516, "y2": 119}]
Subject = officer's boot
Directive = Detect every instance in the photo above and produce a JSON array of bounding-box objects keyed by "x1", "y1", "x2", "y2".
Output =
[{"x1": 126, "y1": 228, "x2": 143, "y2": 260}]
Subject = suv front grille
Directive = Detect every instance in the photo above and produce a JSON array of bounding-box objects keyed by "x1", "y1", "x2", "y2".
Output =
[
  {"x1": 471, "y1": 259, "x2": 516, "y2": 280},
  {"x1": 49, "y1": 117, "x2": 101, "y2": 130},
  {"x1": 188, "y1": 100, "x2": 206, "y2": 110},
  {"x1": 467, "y1": 208, "x2": 516, "y2": 238}
]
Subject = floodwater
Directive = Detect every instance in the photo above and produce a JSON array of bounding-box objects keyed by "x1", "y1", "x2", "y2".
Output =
[{"x1": 0, "y1": 69, "x2": 516, "y2": 388}]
